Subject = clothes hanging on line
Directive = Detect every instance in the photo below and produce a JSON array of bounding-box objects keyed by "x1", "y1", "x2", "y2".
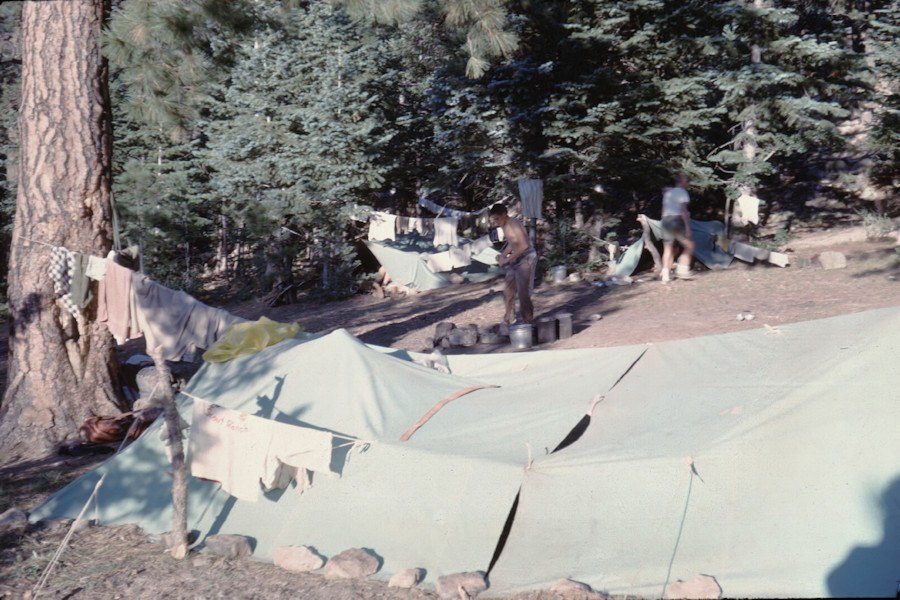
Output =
[
  {"x1": 188, "y1": 399, "x2": 336, "y2": 502},
  {"x1": 263, "y1": 420, "x2": 335, "y2": 496},
  {"x1": 518, "y1": 178, "x2": 544, "y2": 220},
  {"x1": 409, "y1": 217, "x2": 430, "y2": 236},
  {"x1": 368, "y1": 212, "x2": 397, "y2": 242},
  {"x1": 433, "y1": 217, "x2": 459, "y2": 247},
  {"x1": 425, "y1": 245, "x2": 473, "y2": 273},
  {"x1": 97, "y1": 256, "x2": 142, "y2": 343},
  {"x1": 84, "y1": 254, "x2": 107, "y2": 281},
  {"x1": 132, "y1": 273, "x2": 246, "y2": 362},
  {"x1": 735, "y1": 193, "x2": 761, "y2": 225},
  {"x1": 48, "y1": 246, "x2": 81, "y2": 318},
  {"x1": 69, "y1": 252, "x2": 94, "y2": 309}
]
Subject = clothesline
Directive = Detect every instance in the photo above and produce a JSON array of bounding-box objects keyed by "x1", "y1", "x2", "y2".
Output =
[
  {"x1": 14, "y1": 233, "x2": 104, "y2": 258},
  {"x1": 35, "y1": 239, "x2": 247, "y2": 362},
  {"x1": 416, "y1": 196, "x2": 491, "y2": 218}
]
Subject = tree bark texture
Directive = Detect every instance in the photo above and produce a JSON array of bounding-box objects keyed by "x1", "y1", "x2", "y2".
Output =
[{"x1": 0, "y1": 0, "x2": 125, "y2": 461}]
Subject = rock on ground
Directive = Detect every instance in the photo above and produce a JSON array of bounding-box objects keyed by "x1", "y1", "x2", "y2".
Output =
[
  {"x1": 203, "y1": 534, "x2": 253, "y2": 559},
  {"x1": 323, "y1": 547, "x2": 380, "y2": 578},
  {"x1": 388, "y1": 567, "x2": 424, "y2": 588},
  {"x1": 274, "y1": 545, "x2": 326, "y2": 573},
  {"x1": 435, "y1": 571, "x2": 488, "y2": 599}
]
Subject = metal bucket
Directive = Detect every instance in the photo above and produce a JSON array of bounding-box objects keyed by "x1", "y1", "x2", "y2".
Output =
[
  {"x1": 536, "y1": 316, "x2": 557, "y2": 344},
  {"x1": 508, "y1": 324, "x2": 534, "y2": 349},
  {"x1": 555, "y1": 312, "x2": 573, "y2": 339},
  {"x1": 551, "y1": 265, "x2": 567, "y2": 283}
]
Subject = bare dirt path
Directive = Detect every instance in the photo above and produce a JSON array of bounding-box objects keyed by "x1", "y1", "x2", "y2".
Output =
[{"x1": 1, "y1": 228, "x2": 898, "y2": 600}]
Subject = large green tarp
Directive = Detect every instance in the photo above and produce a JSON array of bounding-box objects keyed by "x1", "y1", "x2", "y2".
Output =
[
  {"x1": 364, "y1": 234, "x2": 503, "y2": 291},
  {"x1": 31, "y1": 329, "x2": 645, "y2": 582},
  {"x1": 31, "y1": 307, "x2": 900, "y2": 597},
  {"x1": 487, "y1": 306, "x2": 900, "y2": 598}
]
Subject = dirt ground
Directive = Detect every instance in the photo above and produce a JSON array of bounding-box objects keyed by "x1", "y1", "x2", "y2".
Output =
[
  {"x1": 1, "y1": 226, "x2": 898, "y2": 600},
  {"x1": 253, "y1": 227, "x2": 900, "y2": 357}
]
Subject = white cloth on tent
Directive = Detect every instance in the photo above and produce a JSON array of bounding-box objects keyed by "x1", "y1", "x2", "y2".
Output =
[
  {"x1": 450, "y1": 246, "x2": 471, "y2": 268},
  {"x1": 470, "y1": 234, "x2": 493, "y2": 255},
  {"x1": 368, "y1": 212, "x2": 397, "y2": 242},
  {"x1": 518, "y1": 178, "x2": 543, "y2": 219},
  {"x1": 262, "y1": 421, "x2": 335, "y2": 495},
  {"x1": 433, "y1": 217, "x2": 458, "y2": 247},
  {"x1": 188, "y1": 399, "x2": 273, "y2": 502},
  {"x1": 425, "y1": 246, "x2": 472, "y2": 272},
  {"x1": 188, "y1": 399, "x2": 335, "y2": 501},
  {"x1": 736, "y1": 193, "x2": 761, "y2": 225},
  {"x1": 426, "y1": 251, "x2": 453, "y2": 273}
]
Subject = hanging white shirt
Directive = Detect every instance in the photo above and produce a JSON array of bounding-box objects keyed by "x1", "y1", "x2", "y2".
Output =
[
  {"x1": 433, "y1": 217, "x2": 459, "y2": 247},
  {"x1": 368, "y1": 212, "x2": 397, "y2": 241}
]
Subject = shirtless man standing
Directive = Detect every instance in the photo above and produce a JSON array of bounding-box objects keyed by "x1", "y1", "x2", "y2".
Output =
[{"x1": 489, "y1": 203, "x2": 537, "y2": 325}]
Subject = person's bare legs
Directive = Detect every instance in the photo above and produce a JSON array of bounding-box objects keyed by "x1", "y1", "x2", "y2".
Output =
[
  {"x1": 374, "y1": 267, "x2": 390, "y2": 298},
  {"x1": 503, "y1": 272, "x2": 517, "y2": 324},
  {"x1": 661, "y1": 240, "x2": 675, "y2": 281},
  {"x1": 514, "y1": 254, "x2": 536, "y2": 324},
  {"x1": 676, "y1": 238, "x2": 695, "y2": 277}
]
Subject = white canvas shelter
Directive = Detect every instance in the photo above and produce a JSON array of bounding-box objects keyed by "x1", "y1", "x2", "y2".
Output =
[{"x1": 31, "y1": 306, "x2": 900, "y2": 598}]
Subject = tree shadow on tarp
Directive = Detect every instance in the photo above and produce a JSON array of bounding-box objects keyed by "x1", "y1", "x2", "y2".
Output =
[{"x1": 827, "y1": 474, "x2": 900, "y2": 598}]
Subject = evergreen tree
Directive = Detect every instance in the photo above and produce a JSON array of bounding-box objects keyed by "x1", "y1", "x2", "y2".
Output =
[
  {"x1": 423, "y1": 2, "x2": 570, "y2": 209},
  {"x1": 361, "y1": 8, "x2": 450, "y2": 212},
  {"x1": 704, "y1": 0, "x2": 862, "y2": 231},
  {"x1": 103, "y1": 0, "x2": 255, "y2": 141},
  {"x1": 109, "y1": 66, "x2": 220, "y2": 292},
  {"x1": 541, "y1": 1, "x2": 865, "y2": 228},
  {"x1": 857, "y1": 1, "x2": 900, "y2": 199},
  {"x1": 337, "y1": 0, "x2": 518, "y2": 78},
  {"x1": 197, "y1": 1, "x2": 398, "y2": 297},
  {"x1": 0, "y1": 2, "x2": 21, "y2": 302},
  {"x1": 541, "y1": 1, "x2": 727, "y2": 218}
]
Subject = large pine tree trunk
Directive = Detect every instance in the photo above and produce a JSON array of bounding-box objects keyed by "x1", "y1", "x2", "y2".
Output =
[{"x1": 0, "y1": 0, "x2": 125, "y2": 461}]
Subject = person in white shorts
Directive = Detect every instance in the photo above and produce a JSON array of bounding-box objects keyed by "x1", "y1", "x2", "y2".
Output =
[{"x1": 660, "y1": 173, "x2": 695, "y2": 282}]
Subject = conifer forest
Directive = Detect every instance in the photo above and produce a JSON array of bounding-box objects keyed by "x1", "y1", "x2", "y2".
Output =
[{"x1": 1, "y1": 0, "x2": 898, "y2": 302}]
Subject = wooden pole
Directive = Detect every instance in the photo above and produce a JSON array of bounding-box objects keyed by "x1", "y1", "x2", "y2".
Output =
[{"x1": 148, "y1": 346, "x2": 189, "y2": 559}]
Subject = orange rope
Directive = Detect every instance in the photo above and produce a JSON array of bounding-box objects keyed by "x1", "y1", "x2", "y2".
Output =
[{"x1": 399, "y1": 384, "x2": 498, "y2": 442}]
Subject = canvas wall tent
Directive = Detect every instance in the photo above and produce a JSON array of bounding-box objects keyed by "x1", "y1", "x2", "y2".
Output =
[
  {"x1": 613, "y1": 217, "x2": 788, "y2": 279},
  {"x1": 364, "y1": 234, "x2": 503, "y2": 291},
  {"x1": 31, "y1": 307, "x2": 900, "y2": 598}
]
